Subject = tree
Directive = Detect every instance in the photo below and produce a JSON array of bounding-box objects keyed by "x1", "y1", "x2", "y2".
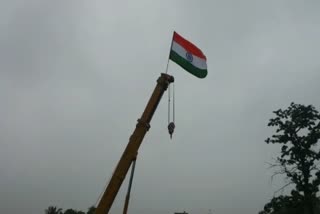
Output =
[
  {"x1": 45, "y1": 205, "x2": 96, "y2": 214},
  {"x1": 64, "y1": 209, "x2": 85, "y2": 214},
  {"x1": 260, "y1": 103, "x2": 320, "y2": 214},
  {"x1": 45, "y1": 206, "x2": 63, "y2": 214},
  {"x1": 87, "y1": 206, "x2": 96, "y2": 214}
]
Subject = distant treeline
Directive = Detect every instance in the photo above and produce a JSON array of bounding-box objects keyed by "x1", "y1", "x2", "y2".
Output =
[{"x1": 45, "y1": 206, "x2": 96, "y2": 214}]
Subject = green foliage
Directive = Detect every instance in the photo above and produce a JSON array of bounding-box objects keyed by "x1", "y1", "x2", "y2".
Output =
[
  {"x1": 45, "y1": 206, "x2": 63, "y2": 214},
  {"x1": 258, "y1": 195, "x2": 303, "y2": 214},
  {"x1": 87, "y1": 206, "x2": 96, "y2": 214},
  {"x1": 260, "y1": 103, "x2": 320, "y2": 214},
  {"x1": 45, "y1": 206, "x2": 96, "y2": 214},
  {"x1": 64, "y1": 208, "x2": 85, "y2": 214}
]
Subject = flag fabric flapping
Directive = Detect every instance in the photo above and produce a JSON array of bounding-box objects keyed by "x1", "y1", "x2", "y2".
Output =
[{"x1": 169, "y1": 31, "x2": 207, "y2": 78}]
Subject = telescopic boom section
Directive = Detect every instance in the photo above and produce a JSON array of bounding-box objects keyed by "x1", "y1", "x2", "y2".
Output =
[{"x1": 95, "y1": 73, "x2": 174, "y2": 214}]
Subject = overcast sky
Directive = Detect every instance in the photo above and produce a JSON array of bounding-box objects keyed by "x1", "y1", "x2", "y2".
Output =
[{"x1": 1, "y1": 1, "x2": 320, "y2": 214}]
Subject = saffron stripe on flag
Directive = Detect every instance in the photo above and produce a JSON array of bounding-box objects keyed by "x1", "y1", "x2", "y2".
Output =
[{"x1": 173, "y1": 32, "x2": 206, "y2": 60}]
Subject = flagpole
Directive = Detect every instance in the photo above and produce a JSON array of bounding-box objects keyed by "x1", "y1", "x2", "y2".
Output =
[{"x1": 165, "y1": 31, "x2": 175, "y2": 74}]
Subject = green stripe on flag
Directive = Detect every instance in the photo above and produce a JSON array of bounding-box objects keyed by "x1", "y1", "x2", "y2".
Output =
[{"x1": 169, "y1": 51, "x2": 207, "y2": 78}]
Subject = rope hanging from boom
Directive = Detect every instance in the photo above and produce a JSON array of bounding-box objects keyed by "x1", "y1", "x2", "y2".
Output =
[
  {"x1": 168, "y1": 82, "x2": 175, "y2": 139},
  {"x1": 165, "y1": 33, "x2": 176, "y2": 139}
]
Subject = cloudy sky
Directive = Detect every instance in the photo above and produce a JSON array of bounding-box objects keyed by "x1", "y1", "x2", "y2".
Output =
[{"x1": 1, "y1": 1, "x2": 320, "y2": 214}]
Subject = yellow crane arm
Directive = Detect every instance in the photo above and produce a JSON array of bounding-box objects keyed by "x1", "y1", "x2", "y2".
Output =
[{"x1": 95, "y1": 73, "x2": 174, "y2": 214}]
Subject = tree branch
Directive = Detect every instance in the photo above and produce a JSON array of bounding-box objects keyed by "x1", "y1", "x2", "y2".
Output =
[{"x1": 273, "y1": 182, "x2": 294, "y2": 197}]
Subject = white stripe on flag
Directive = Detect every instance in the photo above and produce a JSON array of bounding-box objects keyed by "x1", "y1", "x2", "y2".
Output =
[{"x1": 171, "y1": 41, "x2": 207, "y2": 70}]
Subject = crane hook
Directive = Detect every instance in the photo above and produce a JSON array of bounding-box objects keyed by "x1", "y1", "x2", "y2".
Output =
[{"x1": 168, "y1": 122, "x2": 175, "y2": 139}]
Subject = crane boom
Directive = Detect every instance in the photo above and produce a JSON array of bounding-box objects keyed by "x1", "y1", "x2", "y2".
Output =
[{"x1": 95, "y1": 73, "x2": 174, "y2": 214}]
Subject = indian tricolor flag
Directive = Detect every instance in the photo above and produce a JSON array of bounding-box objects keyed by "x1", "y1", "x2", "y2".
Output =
[{"x1": 169, "y1": 31, "x2": 207, "y2": 78}]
